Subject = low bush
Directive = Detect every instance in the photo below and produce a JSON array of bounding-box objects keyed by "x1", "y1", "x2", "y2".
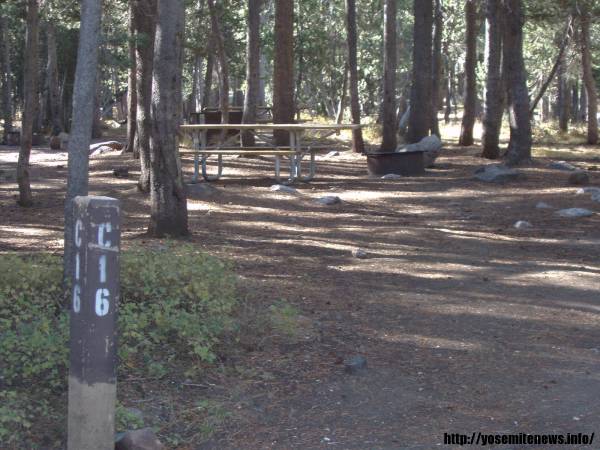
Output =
[{"x1": 0, "y1": 244, "x2": 237, "y2": 447}]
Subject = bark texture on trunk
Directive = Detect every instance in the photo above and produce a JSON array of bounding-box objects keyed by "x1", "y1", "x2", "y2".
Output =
[
  {"x1": 208, "y1": 0, "x2": 229, "y2": 129},
  {"x1": 557, "y1": 45, "x2": 569, "y2": 133},
  {"x1": 459, "y1": 0, "x2": 478, "y2": 146},
  {"x1": 502, "y1": 0, "x2": 531, "y2": 165},
  {"x1": 132, "y1": 0, "x2": 157, "y2": 192},
  {"x1": 147, "y1": 0, "x2": 188, "y2": 237},
  {"x1": 407, "y1": 0, "x2": 433, "y2": 144},
  {"x1": 202, "y1": 41, "x2": 214, "y2": 109},
  {"x1": 0, "y1": 14, "x2": 12, "y2": 142},
  {"x1": 380, "y1": 0, "x2": 397, "y2": 151},
  {"x1": 273, "y1": 0, "x2": 295, "y2": 146},
  {"x1": 345, "y1": 0, "x2": 365, "y2": 153},
  {"x1": 63, "y1": 0, "x2": 103, "y2": 284},
  {"x1": 46, "y1": 22, "x2": 63, "y2": 133},
  {"x1": 17, "y1": 0, "x2": 40, "y2": 207},
  {"x1": 242, "y1": 0, "x2": 262, "y2": 146},
  {"x1": 579, "y1": 8, "x2": 598, "y2": 145},
  {"x1": 481, "y1": 0, "x2": 503, "y2": 159},
  {"x1": 126, "y1": 1, "x2": 137, "y2": 153},
  {"x1": 431, "y1": 0, "x2": 443, "y2": 137}
]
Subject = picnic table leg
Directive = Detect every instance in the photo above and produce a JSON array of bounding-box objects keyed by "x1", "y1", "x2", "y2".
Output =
[
  {"x1": 299, "y1": 149, "x2": 316, "y2": 182},
  {"x1": 202, "y1": 154, "x2": 223, "y2": 181},
  {"x1": 192, "y1": 132, "x2": 200, "y2": 184}
]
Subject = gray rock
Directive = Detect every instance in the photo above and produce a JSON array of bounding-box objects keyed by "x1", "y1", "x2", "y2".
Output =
[
  {"x1": 324, "y1": 151, "x2": 340, "y2": 159},
  {"x1": 575, "y1": 187, "x2": 600, "y2": 196},
  {"x1": 270, "y1": 184, "x2": 297, "y2": 194},
  {"x1": 316, "y1": 195, "x2": 342, "y2": 206},
  {"x1": 186, "y1": 183, "x2": 219, "y2": 198},
  {"x1": 91, "y1": 145, "x2": 119, "y2": 157},
  {"x1": 381, "y1": 173, "x2": 403, "y2": 180},
  {"x1": 556, "y1": 208, "x2": 594, "y2": 218},
  {"x1": 58, "y1": 131, "x2": 69, "y2": 150},
  {"x1": 514, "y1": 220, "x2": 533, "y2": 230},
  {"x1": 352, "y1": 248, "x2": 368, "y2": 259},
  {"x1": 550, "y1": 161, "x2": 578, "y2": 171},
  {"x1": 115, "y1": 428, "x2": 165, "y2": 450},
  {"x1": 397, "y1": 135, "x2": 442, "y2": 168},
  {"x1": 474, "y1": 164, "x2": 521, "y2": 183},
  {"x1": 344, "y1": 356, "x2": 368, "y2": 374},
  {"x1": 568, "y1": 171, "x2": 590, "y2": 186},
  {"x1": 535, "y1": 202, "x2": 553, "y2": 209},
  {"x1": 90, "y1": 140, "x2": 124, "y2": 152},
  {"x1": 592, "y1": 192, "x2": 600, "y2": 203}
]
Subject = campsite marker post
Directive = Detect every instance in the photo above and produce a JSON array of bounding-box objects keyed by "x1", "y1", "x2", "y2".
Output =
[{"x1": 68, "y1": 196, "x2": 120, "y2": 450}]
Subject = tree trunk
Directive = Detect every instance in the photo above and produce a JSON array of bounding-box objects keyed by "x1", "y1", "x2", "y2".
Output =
[
  {"x1": 380, "y1": 0, "x2": 397, "y2": 151},
  {"x1": 17, "y1": 0, "x2": 40, "y2": 207},
  {"x1": 557, "y1": 47, "x2": 569, "y2": 133},
  {"x1": 273, "y1": 0, "x2": 294, "y2": 146},
  {"x1": 579, "y1": 8, "x2": 598, "y2": 145},
  {"x1": 126, "y1": 1, "x2": 137, "y2": 153},
  {"x1": 208, "y1": 0, "x2": 229, "y2": 130},
  {"x1": 202, "y1": 42, "x2": 214, "y2": 109},
  {"x1": 481, "y1": 0, "x2": 504, "y2": 159},
  {"x1": 502, "y1": 0, "x2": 531, "y2": 165},
  {"x1": 335, "y1": 62, "x2": 349, "y2": 124},
  {"x1": 0, "y1": 14, "x2": 12, "y2": 142},
  {"x1": 132, "y1": 0, "x2": 157, "y2": 192},
  {"x1": 63, "y1": 0, "x2": 103, "y2": 285},
  {"x1": 46, "y1": 22, "x2": 63, "y2": 134},
  {"x1": 148, "y1": 0, "x2": 188, "y2": 237},
  {"x1": 578, "y1": 77, "x2": 587, "y2": 122},
  {"x1": 431, "y1": 0, "x2": 443, "y2": 137},
  {"x1": 459, "y1": 0, "x2": 478, "y2": 146},
  {"x1": 242, "y1": 0, "x2": 262, "y2": 146},
  {"x1": 407, "y1": 0, "x2": 433, "y2": 144},
  {"x1": 571, "y1": 82, "x2": 579, "y2": 123},
  {"x1": 344, "y1": 0, "x2": 364, "y2": 153}
]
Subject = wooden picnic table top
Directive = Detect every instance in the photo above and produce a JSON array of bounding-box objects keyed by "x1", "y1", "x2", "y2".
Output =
[{"x1": 180, "y1": 123, "x2": 362, "y2": 131}]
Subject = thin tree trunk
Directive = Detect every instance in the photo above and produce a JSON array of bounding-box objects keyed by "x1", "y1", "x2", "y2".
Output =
[
  {"x1": 557, "y1": 45, "x2": 569, "y2": 133},
  {"x1": 17, "y1": 0, "x2": 40, "y2": 207},
  {"x1": 63, "y1": 0, "x2": 103, "y2": 285},
  {"x1": 242, "y1": 0, "x2": 262, "y2": 146},
  {"x1": 502, "y1": 0, "x2": 531, "y2": 165},
  {"x1": 579, "y1": 8, "x2": 598, "y2": 145},
  {"x1": 578, "y1": 77, "x2": 587, "y2": 122},
  {"x1": 345, "y1": 0, "x2": 364, "y2": 153},
  {"x1": 126, "y1": 1, "x2": 137, "y2": 153},
  {"x1": 459, "y1": 0, "x2": 478, "y2": 146},
  {"x1": 46, "y1": 22, "x2": 63, "y2": 133},
  {"x1": 208, "y1": 0, "x2": 229, "y2": 131},
  {"x1": 481, "y1": 0, "x2": 504, "y2": 159},
  {"x1": 571, "y1": 82, "x2": 579, "y2": 123},
  {"x1": 0, "y1": 14, "x2": 12, "y2": 142},
  {"x1": 407, "y1": 0, "x2": 433, "y2": 144},
  {"x1": 132, "y1": 0, "x2": 157, "y2": 192},
  {"x1": 336, "y1": 62, "x2": 349, "y2": 124},
  {"x1": 273, "y1": 0, "x2": 295, "y2": 146},
  {"x1": 380, "y1": 0, "x2": 397, "y2": 150},
  {"x1": 431, "y1": 0, "x2": 443, "y2": 137},
  {"x1": 202, "y1": 41, "x2": 214, "y2": 109}
]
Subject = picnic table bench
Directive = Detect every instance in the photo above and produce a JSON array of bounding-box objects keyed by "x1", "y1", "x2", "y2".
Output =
[{"x1": 180, "y1": 123, "x2": 361, "y2": 184}]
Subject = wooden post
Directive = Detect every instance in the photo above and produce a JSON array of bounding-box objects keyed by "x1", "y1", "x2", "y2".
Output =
[{"x1": 68, "y1": 196, "x2": 120, "y2": 450}]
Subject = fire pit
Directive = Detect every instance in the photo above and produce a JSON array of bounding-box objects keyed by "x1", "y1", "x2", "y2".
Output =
[{"x1": 365, "y1": 150, "x2": 425, "y2": 176}]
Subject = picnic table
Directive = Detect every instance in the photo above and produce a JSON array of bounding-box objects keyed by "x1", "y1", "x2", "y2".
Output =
[{"x1": 180, "y1": 123, "x2": 361, "y2": 184}]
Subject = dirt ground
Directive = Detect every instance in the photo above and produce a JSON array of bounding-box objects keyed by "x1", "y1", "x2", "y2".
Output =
[{"x1": 1, "y1": 135, "x2": 600, "y2": 449}]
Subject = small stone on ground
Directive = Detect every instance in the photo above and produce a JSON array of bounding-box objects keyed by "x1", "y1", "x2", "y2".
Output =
[
  {"x1": 550, "y1": 161, "x2": 578, "y2": 171},
  {"x1": 514, "y1": 221, "x2": 533, "y2": 230},
  {"x1": 115, "y1": 428, "x2": 165, "y2": 450},
  {"x1": 381, "y1": 174, "x2": 403, "y2": 180},
  {"x1": 316, "y1": 195, "x2": 342, "y2": 206},
  {"x1": 535, "y1": 202, "x2": 553, "y2": 209},
  {"x1": 270, "y1": 184, "x2": 297, "y2": 194},
  {"x1": 474, "y1": 164, "x2": 521, "y2": 183},
  {"x1": 344, "y1": 356, "x2": 368, "y2": 374},
  {"x1": 556, "y1": 208, "x2": 594, "y2": 218},
  {"x1": 352, "y1": 248, "x2": 368, "y2": 259}
]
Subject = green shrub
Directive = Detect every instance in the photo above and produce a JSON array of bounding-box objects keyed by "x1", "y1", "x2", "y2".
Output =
[{"x1": 0, "y1": 244, "x2": 237, "y2": 446}]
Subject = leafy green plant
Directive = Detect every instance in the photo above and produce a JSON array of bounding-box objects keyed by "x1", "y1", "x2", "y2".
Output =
[{"x1": 0, "y1": 244, "x2": 237, "y2": 446}]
